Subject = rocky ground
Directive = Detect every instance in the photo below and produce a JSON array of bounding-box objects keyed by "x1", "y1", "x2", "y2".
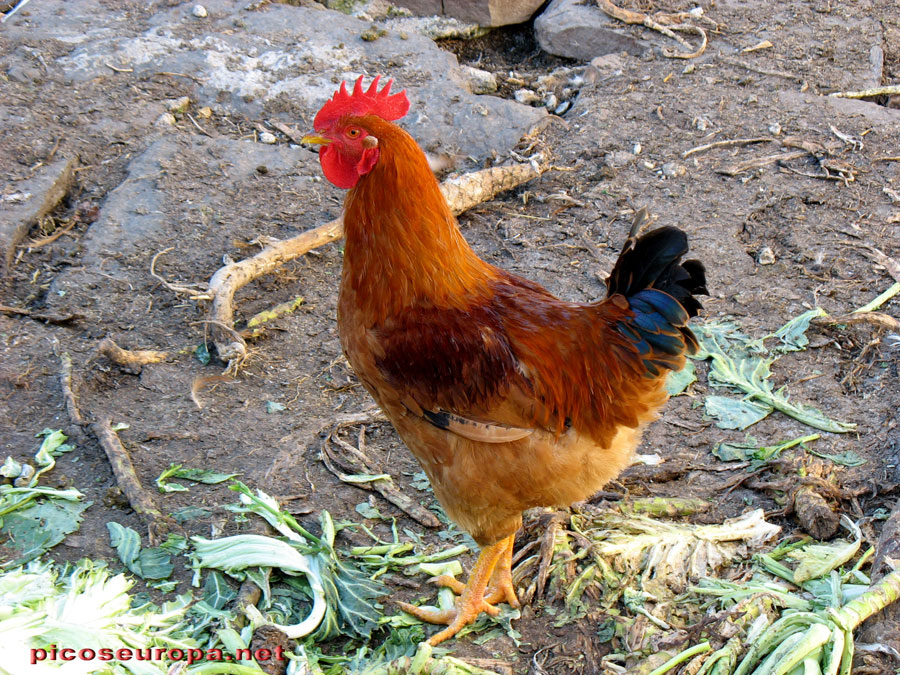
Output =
[{"x1": 2, "y1": 0, "x2": 899, "y2": 673}]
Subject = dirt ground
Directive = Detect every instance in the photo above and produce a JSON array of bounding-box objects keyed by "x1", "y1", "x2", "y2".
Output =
[{"x1": 2, "y1": 0, "x2": 900, "y2": 673}]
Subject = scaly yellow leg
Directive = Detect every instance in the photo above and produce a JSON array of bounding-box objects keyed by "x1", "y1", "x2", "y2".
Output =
[
  {"x1": 485, "y1": 534, "x2": 520, "y2": 608},
  {"x1": 396, "y1": 535, "x2": 520, "y2": 645},
  {"x1": 396, "y1": 538, "x2": 507, "y2": 645}
]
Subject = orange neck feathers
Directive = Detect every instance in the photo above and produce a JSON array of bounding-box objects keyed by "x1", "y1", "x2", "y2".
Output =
[{"x1": 341, "y1": 116, "x2": 496, "y2": 322}]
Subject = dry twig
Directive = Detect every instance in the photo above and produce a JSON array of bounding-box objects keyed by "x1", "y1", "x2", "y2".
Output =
[
  {"x1": 682, "y1": 137, "x2": 773, "y2": 158},
  {"x1": 186, "y1": 112, "x2": 213, "y2": 138},
  {"x1": 720, "y1": 56, "x2": 802, "y2": 81},
  {"x1": 0, "y1": 303, "x2": 31, "y2": 316},
  {"x1": 21, "y1": 218, "x2": 77, "y2": 248},
  {"x1": 59, "y1": 352, "x2": 86, "y2": 428},
  {"x1": 151, "y1": 247, "x2": 211, "y2": 299},
  {"x1": 817, "y1": 313, "x2": 900, "y2": 332},
  {"x1": 596, "y1": 0, "x2": 712, "y2": 58},
  {"x1": 715, "y1": 150, "x2": 807, "y2": 176},
  {"x1": 269, "y1": 121, "x2": 304, "y2": 145}
]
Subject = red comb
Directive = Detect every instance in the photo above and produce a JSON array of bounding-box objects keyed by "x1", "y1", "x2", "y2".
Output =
[{"x1": 314, "y1": 75, "x2": 410, "y2": 129}]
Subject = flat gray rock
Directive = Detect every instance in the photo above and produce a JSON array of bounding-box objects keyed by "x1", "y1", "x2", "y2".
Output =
[
  {"x1": 8, "y1": 0, "x2": 544, "y2": 158},
  {"x1": 1, "y1": 158, "x2": 75, "y2": 275},
  {"x1": 535, "y1": 0, "x2": 647, "y2": 60},
  {"x1": 393, "y1": 0, "x2": 545, "y2": 26}
]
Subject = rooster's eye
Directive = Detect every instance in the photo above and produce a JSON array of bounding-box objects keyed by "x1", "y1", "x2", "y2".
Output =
[{"x1": 347, "y1": 128, "x2": 361, "y2": 138}]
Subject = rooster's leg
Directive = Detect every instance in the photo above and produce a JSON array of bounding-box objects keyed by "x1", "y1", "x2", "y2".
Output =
[
  {"x1": 427, "y1": 534, "x2": 519, "y2": 603},
  {"x1": 396, "y1": 538, "x2": 508, "y2": 646},
  {"x1": 485, "y1": 534, "x2": 520, "y2": 607}
]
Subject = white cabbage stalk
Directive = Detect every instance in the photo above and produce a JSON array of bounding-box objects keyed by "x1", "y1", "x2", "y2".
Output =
[
  {"x1": 1, "y1": 560, "x2": 192, "y2": 675},
  {"x1": 191, "y1": 534, "x2": 326, "y2": 638}
]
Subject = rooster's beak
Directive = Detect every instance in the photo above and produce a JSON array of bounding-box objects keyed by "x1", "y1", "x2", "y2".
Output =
[{"x1": 301, "y1": 134, "x2": 331, "y2": 146}]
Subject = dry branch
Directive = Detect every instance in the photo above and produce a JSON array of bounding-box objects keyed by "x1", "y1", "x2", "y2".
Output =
[
  {"x1": 206, "y1": 161, "x2": 548, "y2": 367},
  {"x1": 58, "y1": 348, "x2": 176, "y2": 545},
  {"x1": 91, "y1": 417, "x2": 178, "y2": 545},
  {"x1": 720, "y1": 56, "x2": 802, "y2": 81},
  {"x1": 97, "y1": 337, "x2": 169, "y2": 374},
  {"x1": 208, "y1": 218, "x2": 342, "y2": 365},
  {"x1": 0, "y1": 304, "x2": 31, "y2": 316},
  {"x1": 151, "y1": 247, "x2": 211, "y2": 299}
]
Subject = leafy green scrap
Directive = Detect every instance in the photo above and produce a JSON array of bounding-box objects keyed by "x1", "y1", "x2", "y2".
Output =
[
  {"x1": 704, "y1": 396, "x2": 772, "y2": 430},
  {"x1": 665, "y1": 360, "x2": 697, "y2": 396},
  {"x1": 712, "y1": 434, "x2": 820, "y2": 463},
  {"x1": 693, "y1": 319, "x2": 855, "y2": 433},
  {"x1": 197, "y1": 482, "x2": 389, "y2": 641},
  {"x1": 759, "y1": 307, "x2": 827, "y2": 353},
  {"x1": 156, "y1": 463, "x2": 239, "y2": 493},
  {"x1": 1, "y1": 499, "x2": 90, "y2": 568},
  {"x1": 0, "y1": 559, "x2": 196, "y2": 674},
  {"x1": 0, "y1": 429, "x2": 88, "y2": 567},
  {"x1": 107, "y1": 522, "x2": 174, "y2": 579},
  {"x1": 204, "y1": 569, "x2": 237, "y2": 609}
]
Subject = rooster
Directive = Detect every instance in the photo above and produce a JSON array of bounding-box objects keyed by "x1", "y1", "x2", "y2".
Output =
[{"x1": 302, "y1": 76, "x2": 707, "y2": 645}]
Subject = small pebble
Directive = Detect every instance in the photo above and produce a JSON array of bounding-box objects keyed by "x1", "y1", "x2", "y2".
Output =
[
  {"x1": 768, "y1": 122, "x2": 782, "y2": 135},
  {"x1": 514, "y1": 88, "x2": 541, "y2": 105},
  {"x1": 554, "y1": 100, "x2": 572, "y2": 116},
  {"x1": 758, "y1": 246, "x2": 776, "y2": 265},
  {"x1": 632, "y1": 142, "x2": 643, "y2": 155},
  {"x1": 259, "y1": 131, "x2": 277, "y2": 144},
  {"x1": 661, "y1": 162, "x2": 687, "y2": 178},
  {"x1": 166, "y1": 96, "x2": 191, "y2": 112},
  {"x1": 606, "y1": 150, "x2": 634, "y2": 169},
  {"x1": 156, "y1": 112, "x2": 177, "y2": 127},
  {"x1": 461, "y1": 66, "x2": 498, "y2": 94},
  {"x1": 197, "y1": 106, "x2": 213, "y2": 119},
  {"x1": 192, "y1": 4, "x2": 208, "y2": 18},
  {"x1": 542, "y1": 93, "x2": 558, "y2": 110}
]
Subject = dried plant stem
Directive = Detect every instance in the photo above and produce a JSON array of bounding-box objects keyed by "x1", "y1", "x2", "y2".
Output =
[
  {"x1": 683, "y1": 137, "x2": 774, "y2": 158},
  {"x1": 715, "y1": 150, "x2": 807, "y2": 176},
  {"x1": 322, "y1": 423, "x2": 441, "y2": 528},
  {"x1": 830, "y1": 85, "x2": 900, "y2": 99},
  {"x1": 853, "y1": 283, "x2": 900, "y2": 314},
  {"x1": 207, "y1": 162, "x2": 547, "y2": 367},
  {"x1": 818, "y1": 312, "x2": 900, "y2": 332}
]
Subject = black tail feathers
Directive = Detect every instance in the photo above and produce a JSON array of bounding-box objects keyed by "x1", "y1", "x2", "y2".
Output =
[{"x1": 607, "y1": 211, "x2": 708, "y2": 375}]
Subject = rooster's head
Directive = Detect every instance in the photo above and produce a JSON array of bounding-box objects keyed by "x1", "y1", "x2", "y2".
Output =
[{"x1": 302, "y1": 75, "x2": 410, "y2": 189}]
